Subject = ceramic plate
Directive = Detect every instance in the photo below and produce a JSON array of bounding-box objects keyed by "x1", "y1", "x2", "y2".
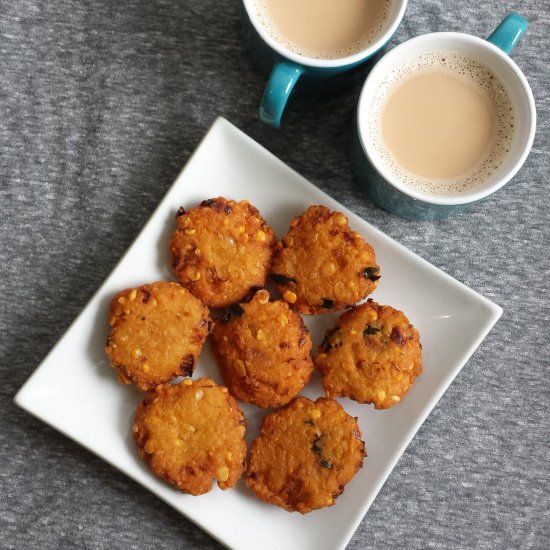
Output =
[{"x1": 15, "y1": 117, "x2": 502, "y2": 550}]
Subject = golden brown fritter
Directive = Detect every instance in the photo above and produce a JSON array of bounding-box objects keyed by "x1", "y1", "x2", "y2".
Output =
[
  {"x1": 270, "y1": 205, "x2": 379, "y2": 315},
  {"x1": 246, "y1": 396, "x2": 365, "y2": 513},
  {"x1": 315, "y1": 299, "x2": 422, "y2": 409},
  {"x1": 211, "y1": 289, "x2": 313, "y2": 408},
  {"x1": 133, "y1": 378, "x2": 247, "y2": 495},
  {"x1": 169, "y1": 197, "x2": 277, "y2": 308},
  {"x1": 105, "y1": 281, "x2": 210, "y2": 391}
]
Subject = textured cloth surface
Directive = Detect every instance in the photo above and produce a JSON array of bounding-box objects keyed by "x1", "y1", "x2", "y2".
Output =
[{"x1": 1, "y1": 1, "x2": 549, "y2": 549}]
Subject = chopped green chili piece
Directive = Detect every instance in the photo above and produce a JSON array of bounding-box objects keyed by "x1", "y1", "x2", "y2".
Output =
[
  {"x1": 311, "y1": 435, "x2": 323, "y2": 455},
  {"x1": 363, "y1": 325, "x2": 381, "y2": 336},
  {"x1": 362, "y1": 267, "x2": 381, "y2": 282}
]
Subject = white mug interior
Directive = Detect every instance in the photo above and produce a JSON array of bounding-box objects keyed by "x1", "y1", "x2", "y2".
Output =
[
  {"x1": 242, "y1": 0, "x2": 408, "y2": 69},
  {"x1": 357, "y1": 32, "x2": 536, "y2": 206}
]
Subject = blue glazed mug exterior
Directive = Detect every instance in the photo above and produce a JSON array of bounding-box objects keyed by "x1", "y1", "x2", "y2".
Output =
[
  {"x1": 242, "y1": 0, "x2": 408, "y2": 128},
  {"x1": 354, "y1": 13, "x2": 536, "y2": 221}
]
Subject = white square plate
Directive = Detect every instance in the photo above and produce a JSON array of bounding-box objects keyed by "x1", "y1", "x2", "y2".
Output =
[{"x1": 15, "y1": 117, "x2": 502, "y2": 550}]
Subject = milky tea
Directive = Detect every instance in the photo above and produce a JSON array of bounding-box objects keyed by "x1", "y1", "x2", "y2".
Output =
[
  {"x1": 368, "y1": 52, "x2": 515, "y2": 195},
  {"x1": 252, "y1": 0, "x2": 392, "y2": 59}
]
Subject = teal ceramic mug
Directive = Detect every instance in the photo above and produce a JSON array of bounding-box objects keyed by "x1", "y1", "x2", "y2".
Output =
[
  {"x1": 241, "y1": 0, "x2": 408, "y2": 128},
  {"x1": 353, "y1": 13, "x2": 536, "y2": 220}
]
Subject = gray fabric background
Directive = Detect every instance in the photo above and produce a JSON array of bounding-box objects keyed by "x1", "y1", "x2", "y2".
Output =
[{"x1": 1, "y1": 1, "x2": 548, "y2": 549}]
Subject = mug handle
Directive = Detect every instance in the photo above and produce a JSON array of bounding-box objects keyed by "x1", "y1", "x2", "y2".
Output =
[
  {"x1": 487, "y1": 12, "x2": 528, "y2": 54},
  {"x1": 260, "y1": 61, "x2": 304, "y2": 128}
]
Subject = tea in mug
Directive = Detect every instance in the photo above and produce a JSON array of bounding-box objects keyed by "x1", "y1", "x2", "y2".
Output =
[
  {"x1": 369, "y1": 52, "x2": 515, "y2": 195},
  {"x1": 252, "y1": 0, "x2": 392, "y2": 59}
]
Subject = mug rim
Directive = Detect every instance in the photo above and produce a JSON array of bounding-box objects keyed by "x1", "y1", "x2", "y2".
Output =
[
  {"x1": 242, "y1": 0, "x2": 409, "y2": 69},
  {"x1": 356, "y1": 31, "x2": 537, "y2": 206}
]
